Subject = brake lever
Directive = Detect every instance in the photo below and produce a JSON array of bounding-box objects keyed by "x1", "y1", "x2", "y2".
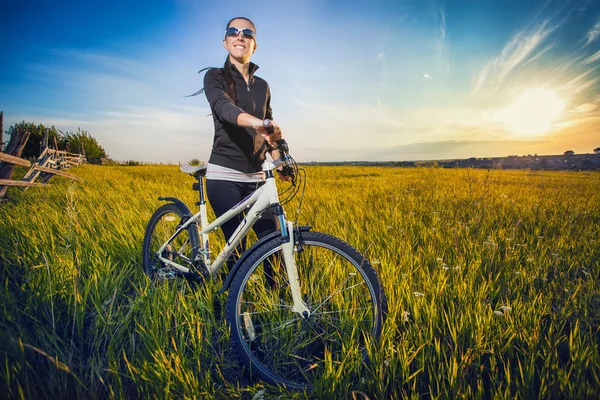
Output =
[{"x1": 277, "y1": 165, "x2": 296, "y2": 184}]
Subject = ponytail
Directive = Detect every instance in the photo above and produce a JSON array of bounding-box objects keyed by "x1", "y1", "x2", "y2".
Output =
[
  {"x1": 184, "y1": 66, "x2": 211, "y2": 97},
  {"x1": 222, "y1": 56, "x2": 237, "y2": 104},
  {"x1": 185, "y1": 56, "x2": 237, "y2": 104}
]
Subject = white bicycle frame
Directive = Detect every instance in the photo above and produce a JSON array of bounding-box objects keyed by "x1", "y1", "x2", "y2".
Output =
[{"x1": 155, "y1": 157, "x2": 310, "y2": 316}]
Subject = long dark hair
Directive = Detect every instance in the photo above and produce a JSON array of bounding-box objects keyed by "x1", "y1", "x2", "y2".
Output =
[{"x1": 187, "y1": 16, "x2": 256, "y2": 104}]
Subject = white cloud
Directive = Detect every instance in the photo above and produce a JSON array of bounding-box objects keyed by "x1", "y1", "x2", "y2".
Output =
[
  {"x1": 282, "y1": 98, "x2": 516, "y2": 160},
  {"x1": 436, "y1": 3, "x2": 450, "y2": 84},
  {"x1": 585, "y1": 18, "x2": 600, "y2": 46},
  {"x1": 46, "y1": 48, "x2": 143, "y2": 74},
  {"x1": 9, "y1": 105, "x2": 214, "y2": 163},
  {"x1": 555, "y1": 67, "x2": 600, "y2": 98},
  {"x1": 582, "y1": 50, "x2": 600, "y2": 65},
  {"x1": 424, "y1": 73, "x2": 433, "y2": 79},
  {"x1": 571, "y1": 102, "x2": 598, "y2": 113},
  {"x1": 7, "y1": 46, "x2": 214, "y2": 163},
  {"x1": 471, "y1": 21, "x2": 559, "y2": 94}
]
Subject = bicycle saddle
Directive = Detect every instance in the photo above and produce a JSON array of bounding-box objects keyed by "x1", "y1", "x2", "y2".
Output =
[{"x1": 180, "y1": 165, "x2": 207, "y2": 177}]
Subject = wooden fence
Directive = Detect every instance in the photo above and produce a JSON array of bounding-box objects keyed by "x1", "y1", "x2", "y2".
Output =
[
  {"x1": 0, "y1": 148, "x2": 85, "y2": 193},
  {"x1": 0, "y1": 112, "x2": 86, "y2": 198}
]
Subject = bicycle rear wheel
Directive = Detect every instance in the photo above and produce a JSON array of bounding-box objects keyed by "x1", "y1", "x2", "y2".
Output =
[
  {"x1": 226, "y1": 231, "x2": 387, "y2": 389},
  {"x1": 142, "y1": 203, "x2": 199, "y2": 279}
]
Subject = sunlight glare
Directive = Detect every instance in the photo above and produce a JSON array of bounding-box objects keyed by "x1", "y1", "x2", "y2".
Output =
[{"x1": 493, "y1": 88, "x2": 566, "y2": 136}]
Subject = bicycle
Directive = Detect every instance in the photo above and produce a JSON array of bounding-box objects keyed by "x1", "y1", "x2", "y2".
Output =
[{"x1": 142, "y1": 121, "x2": 387, "y2": 389}]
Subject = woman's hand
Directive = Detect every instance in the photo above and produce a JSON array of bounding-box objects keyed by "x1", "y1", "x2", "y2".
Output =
[{"x1": 254, "y1": 119, "x2": 282, "y2": 148}]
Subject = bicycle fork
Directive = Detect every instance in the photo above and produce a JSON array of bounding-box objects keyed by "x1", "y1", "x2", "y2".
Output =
[{"x1": 279, "y1": 219, "x2": 311, "y2": 318}]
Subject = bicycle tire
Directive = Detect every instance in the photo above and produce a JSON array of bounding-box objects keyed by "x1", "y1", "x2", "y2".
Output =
[
  {"x1": 142, "y1": 203, "x2": 199, "y2": 279},
  {"x1": 225, "y1": 231, "x2": 387, "y2": 389}
]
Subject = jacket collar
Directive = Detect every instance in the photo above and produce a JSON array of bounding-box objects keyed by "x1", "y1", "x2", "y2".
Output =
[{"x1": 229, "y1": 61, "x2": 259, "y2": 78}]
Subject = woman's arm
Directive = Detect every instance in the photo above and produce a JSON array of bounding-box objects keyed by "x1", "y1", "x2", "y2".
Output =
[
  {"x1": 203, "y1": 69, "x2": 248, "y2": 125},
  {"x1": 236, "y1": 113, "x2": 264, "y2": 130},
  {"x1": 203, "y1": 69, "x2": 278, "y2": 134}
]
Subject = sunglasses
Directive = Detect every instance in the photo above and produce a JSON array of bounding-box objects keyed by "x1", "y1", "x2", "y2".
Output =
[{"x1": 225, "y1": 27, "x2": 256, "y2": 40}]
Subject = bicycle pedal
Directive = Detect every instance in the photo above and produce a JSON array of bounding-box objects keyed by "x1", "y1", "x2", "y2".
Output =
[{"x1": 157, "y1": 269, "x2": 178, "y2": 280}]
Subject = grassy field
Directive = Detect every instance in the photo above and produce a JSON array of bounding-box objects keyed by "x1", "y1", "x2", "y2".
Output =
[{"x1": 0, "y1": 165, "x2": 599, "y2": 399}]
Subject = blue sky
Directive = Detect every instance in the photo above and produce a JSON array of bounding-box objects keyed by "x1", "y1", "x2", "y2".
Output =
[{"x1": 1, "y1": 0, "x2": 599, "y2": 162}]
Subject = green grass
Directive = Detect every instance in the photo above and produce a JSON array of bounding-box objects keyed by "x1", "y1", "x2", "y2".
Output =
[{"x1": 1, "y1": 165, "x2": 599, "y2": 399}]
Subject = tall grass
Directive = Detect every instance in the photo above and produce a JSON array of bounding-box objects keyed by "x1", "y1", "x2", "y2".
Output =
[{"x1": 0, "y1": 165, "x2": 598, "y2": 399}]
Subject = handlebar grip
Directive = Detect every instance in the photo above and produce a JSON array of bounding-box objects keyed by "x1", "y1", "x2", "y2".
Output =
[
  {"x1": 263, "y1": 119, "x2": 289, "y2": 153},
  {"x1": 263, "y1": 119, "x2": 275, "y2": 134}
]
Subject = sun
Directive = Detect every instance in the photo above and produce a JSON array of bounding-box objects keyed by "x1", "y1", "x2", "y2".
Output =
[{"x1": 493, "y1": 88, "x2": 566, "y2": 136}]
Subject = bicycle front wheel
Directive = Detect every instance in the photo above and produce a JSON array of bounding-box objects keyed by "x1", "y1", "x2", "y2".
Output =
[{"x1": 226, "y1": 231, "x2": 387, "y2": 389}]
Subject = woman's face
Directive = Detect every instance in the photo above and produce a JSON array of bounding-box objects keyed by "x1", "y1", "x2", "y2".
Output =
[{"x1": 223, "y1": 18, "x2": 257, "y2": 63}]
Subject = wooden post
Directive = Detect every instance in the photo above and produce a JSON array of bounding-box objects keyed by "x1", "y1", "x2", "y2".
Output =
[
  {"x1": 40, "y1": 129, "x2": 45, "y2": 154},
  {"x1": 21, "y1": 147, "x2": 50, "y2": 190},
  {"x1": 44, "y1": 129, "x2": 49, "y2": 148},
  {"x1": 0, "y1": 111, "x2": 4, "y2": 151},
  {"x1": 0, "y1": 179, "x2": 48, "y2": 188},
  {"x1": 0, "y1": 129, "x2": 31, "y2": 198},
  {"x1": 33, "y1": 165, "x2": 82, "y2": 181},
  {"x1": 0, "y1": 152, "x2": 31, "y2": 167}
]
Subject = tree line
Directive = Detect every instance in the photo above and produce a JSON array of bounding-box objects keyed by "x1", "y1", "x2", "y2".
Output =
[{"x1": 3, "y1": 121, "x2": 108, "y2": 161}]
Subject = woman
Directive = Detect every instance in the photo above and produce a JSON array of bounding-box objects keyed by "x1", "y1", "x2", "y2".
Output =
[{"x1": 202, "y1": 16, "x2": 285, "y2": 267}]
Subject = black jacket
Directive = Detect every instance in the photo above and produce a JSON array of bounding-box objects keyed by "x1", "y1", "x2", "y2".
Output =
[{"x1": 204, "y1": 62, "x2": 272, "y2": 173}]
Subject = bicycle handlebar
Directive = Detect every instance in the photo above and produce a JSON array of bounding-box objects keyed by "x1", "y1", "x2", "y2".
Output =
[
  {"x1": 263, "y1": 119, "x2": 289, "y2": 154},
  {"x1": 262, "y1": 119, "x2": 295, "y2": 180}
]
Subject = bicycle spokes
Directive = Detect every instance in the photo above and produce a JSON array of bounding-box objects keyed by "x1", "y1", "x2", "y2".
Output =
[{"x1": 233, "y1": 237, "x2": 378, "y2": 387}]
